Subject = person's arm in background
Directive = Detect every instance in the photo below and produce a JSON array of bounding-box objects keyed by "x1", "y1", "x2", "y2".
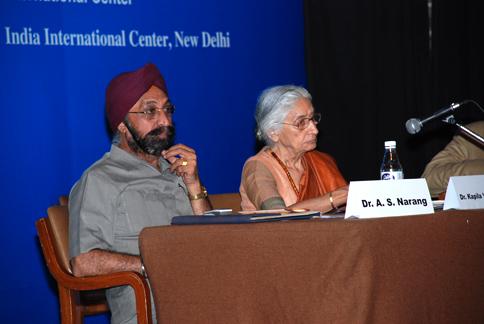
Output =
[{"x1": 422, "y1": 122, "x2": 484, "y2": 197}]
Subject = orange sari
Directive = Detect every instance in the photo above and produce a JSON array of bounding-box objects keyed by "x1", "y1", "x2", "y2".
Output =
[
  {"x1": 240, "y1": 148, "x2": 347, "y2": 210},
  {"x1": 299, "y1": 150, "x2": 347, "y2": 200}
]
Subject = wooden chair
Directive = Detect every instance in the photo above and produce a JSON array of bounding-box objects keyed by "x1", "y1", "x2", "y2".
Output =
[
  {"x1": 36, "y1": 205, "x2": 152, "y2": 324},
  {"x1": 59, "y1": 195, "x2": 69, "y2": 206},
  {"x1": 57, "y1": 195, "x2": 111, "y2": 319},
  {"x1": 208, "y1": 192, "x2": 242, "y2": 212}
]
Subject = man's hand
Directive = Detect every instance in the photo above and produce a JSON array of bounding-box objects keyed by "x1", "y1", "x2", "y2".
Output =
[
  {"x1": 162, "y1": 144, "x2": 200, "y2": 185},
  {"x1": 162, "y1": 143, "x2": 211, "y2": 214}
]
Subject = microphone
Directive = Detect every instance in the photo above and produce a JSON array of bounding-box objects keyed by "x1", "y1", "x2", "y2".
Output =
[{"x1": 405, "y1": 101, "x2": 465, "y2": 134}]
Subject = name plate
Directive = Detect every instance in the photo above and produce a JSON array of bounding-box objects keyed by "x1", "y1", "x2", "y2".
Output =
[
  {"x1": 345, "y1": 178, "x2": 433, "y2": 219},
  {"x1": 444, "y1": 175, "x2": 484, "y2": 210}
]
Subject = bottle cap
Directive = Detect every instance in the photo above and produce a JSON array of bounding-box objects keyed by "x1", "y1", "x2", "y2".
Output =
[{"x1": 384, "y1": 140, "x2": 396, "y2": 148}]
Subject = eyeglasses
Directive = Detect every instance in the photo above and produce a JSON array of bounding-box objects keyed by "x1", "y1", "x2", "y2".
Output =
[
  {"x1": 128, "y1": 103, "x2": 175, "y2": 121},
  {"x1": 279, "y1": 112, "x2": 321, "y2": 130}
]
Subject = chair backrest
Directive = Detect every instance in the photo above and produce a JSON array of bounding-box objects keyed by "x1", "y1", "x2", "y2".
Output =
[
  {"x1": 47, "y1": 206, "x2": 73, "y2": 274},
  {"x1": 59, "y1": 195, "x2": 69, "y2": 206},
  {"x1": 208, "y1": 192, "x2": 242, "y2": 212}
]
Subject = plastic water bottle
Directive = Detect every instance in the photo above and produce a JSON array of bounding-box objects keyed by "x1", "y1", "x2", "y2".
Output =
[{"x1": 380, "y1": 140, "x2": 404, "y2": 180}]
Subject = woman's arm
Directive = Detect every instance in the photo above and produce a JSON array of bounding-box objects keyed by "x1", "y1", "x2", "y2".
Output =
[{"x1": 287, "y1": 185, "x2": 349, "y2": 213}]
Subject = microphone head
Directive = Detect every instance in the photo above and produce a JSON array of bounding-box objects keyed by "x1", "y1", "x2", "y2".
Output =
[{"x1": 405, "y1": 118, "x2": 422, "y2": 134}]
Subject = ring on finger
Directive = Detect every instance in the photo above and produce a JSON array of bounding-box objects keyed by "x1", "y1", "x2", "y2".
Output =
[{"x1": 181, "y1": 160, "x2": 188, "y2": 166}]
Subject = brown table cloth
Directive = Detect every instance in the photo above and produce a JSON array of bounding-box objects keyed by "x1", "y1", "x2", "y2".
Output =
[{"x1": 139, "y1": 210, "x2": 484, "y2": 324}]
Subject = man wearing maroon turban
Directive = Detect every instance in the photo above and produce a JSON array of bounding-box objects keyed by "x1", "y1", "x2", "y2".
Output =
[{"x1": 68, "y1": 63, "x2": 210, "y2": 324}]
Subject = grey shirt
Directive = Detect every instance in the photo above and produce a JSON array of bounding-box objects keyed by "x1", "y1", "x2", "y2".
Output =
[{"x1": 69, "y1": 145, "x2": 193, "y2": 324}]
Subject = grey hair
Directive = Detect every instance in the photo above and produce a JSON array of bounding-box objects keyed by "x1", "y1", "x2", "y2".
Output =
[{"x1": 255, "y1": 85, "x2": 312, "y2": 146}]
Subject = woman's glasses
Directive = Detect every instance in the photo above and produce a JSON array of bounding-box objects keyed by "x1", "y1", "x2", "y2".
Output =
[{"x1": 279, "y1": 112, "x2": 321, "y2": 130}]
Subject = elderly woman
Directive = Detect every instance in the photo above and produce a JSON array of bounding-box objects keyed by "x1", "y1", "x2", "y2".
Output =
[{"x1": 240, "y1": 85, "x2": 348, "y2": 212}]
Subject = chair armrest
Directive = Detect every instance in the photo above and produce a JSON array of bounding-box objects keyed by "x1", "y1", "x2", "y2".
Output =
[
  {"x1": 65, "y1": 272, "x2": 152, "y2": 324},
  {"x1": 36, "y1": 218, "x2": 152, "y2": 324}
]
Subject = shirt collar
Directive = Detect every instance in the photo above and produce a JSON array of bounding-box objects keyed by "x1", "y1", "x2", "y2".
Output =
[{"x1": 110, "y1": 144, "x2": 171, "y2": 173}]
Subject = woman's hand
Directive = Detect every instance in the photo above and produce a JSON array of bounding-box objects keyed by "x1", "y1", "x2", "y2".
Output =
[
  {"x1": 331, "y1": 185, "x2": 349, "y2": 210},
  {"x1": 285, "y1": 185, "x2": 349, "y2": 213}
]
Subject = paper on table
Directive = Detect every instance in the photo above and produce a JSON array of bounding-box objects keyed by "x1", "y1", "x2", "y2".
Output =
[
  {"x1": 238, "y1": 208, "x2": 315, "y2": 215},
  {"x1": 316, "y1": 211, "x2": 346, "y2": 219},
  {"x1": 238, "y1": 208, "x2": 289, "y2": 215},
  {"x1": 251, "y1": 210, "x2": 321, "y2": 220}
]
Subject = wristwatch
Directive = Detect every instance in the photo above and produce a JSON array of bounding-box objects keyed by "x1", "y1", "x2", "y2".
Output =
[
  {"x1": 188, "y1": 186, "x2": 208, "y2": 201},
  {"x1": 140, "y1": 263, "x2": 147, "y2": 277}
]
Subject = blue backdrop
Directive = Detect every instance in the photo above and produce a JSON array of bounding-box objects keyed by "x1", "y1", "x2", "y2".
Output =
[{"x1": 0, "y1": 1, "x2": 306, "y2": 322}]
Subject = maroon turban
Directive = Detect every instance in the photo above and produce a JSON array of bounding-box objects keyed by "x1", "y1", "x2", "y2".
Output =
[{"x1": 105, "y1": 63, "x2": 168, "y2": 132}]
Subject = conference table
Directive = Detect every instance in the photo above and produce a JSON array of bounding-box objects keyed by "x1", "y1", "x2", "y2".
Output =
[{"x1": 139, "y1": 209, "x2": 484, "y2": 324}]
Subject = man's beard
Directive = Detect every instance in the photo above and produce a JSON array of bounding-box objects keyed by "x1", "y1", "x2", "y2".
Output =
[{"x1": 124, "y1": 120, "x2": 175, "y2": 157}]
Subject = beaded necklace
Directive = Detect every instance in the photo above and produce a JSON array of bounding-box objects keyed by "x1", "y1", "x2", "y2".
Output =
[{"x1": 269, "y1": 150, "x2": 300, "y2": 196}]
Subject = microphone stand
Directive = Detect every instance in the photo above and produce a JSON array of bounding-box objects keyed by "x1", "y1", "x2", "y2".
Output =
[{"x1": 442, "y1": 115, "x2": 484, "y2": 146}]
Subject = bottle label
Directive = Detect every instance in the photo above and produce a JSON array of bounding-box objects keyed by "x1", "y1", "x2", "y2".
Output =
[{"x1": 380, "y1": 171, "x2": 404, "y2": 180}]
